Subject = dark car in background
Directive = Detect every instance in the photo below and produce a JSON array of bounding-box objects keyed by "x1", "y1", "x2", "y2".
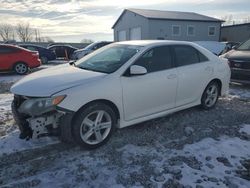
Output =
[
  {"x1": 221, "y1": 41, "x2": 240, "y2": 54},
  {"x1": 47, "y1": 45, "x2": 78, "y2": 60},
  {"x1": 0, "y1": 44, "x2": 41, "y2": 74},
  {"x1": 220, "y1": 39, "x2": 250, "y2": 84},
  {"x1": 20, "y1": 44, "x2": 56, "y2": 64},
  {"x1": 72, "y1": 41, "x2": 112, "y2": 60}
]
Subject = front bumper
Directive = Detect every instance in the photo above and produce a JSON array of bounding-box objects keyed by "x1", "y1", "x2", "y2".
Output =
[
  {"x1": 11, "y1": 95, "x2": 74, "y2": 140},
  {"x1": 11, "y1": 100, "x2": 32, "y2": 139},
  {"x1": 231, "y1": 68, "x2": 250, "y2": 84}
]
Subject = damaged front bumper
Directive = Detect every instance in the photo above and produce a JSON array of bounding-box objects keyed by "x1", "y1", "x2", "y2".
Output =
[{"x1": 11, "y1": 95, "x2": 73, "y2": 140}]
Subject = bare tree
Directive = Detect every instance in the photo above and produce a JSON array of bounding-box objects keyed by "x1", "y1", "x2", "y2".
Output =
[
  {"x1": 34, "y1": 29, "x2": 43, "y2": 42},
  {"x1": 0, "y1": 23, "x2": 15, "y2": 41},
  {"x1": 16, "y1": 22, "x2": 33, "y2": 42},
  {"x1": 221, "y1": 15, "x2": 233, "y2": 26}
]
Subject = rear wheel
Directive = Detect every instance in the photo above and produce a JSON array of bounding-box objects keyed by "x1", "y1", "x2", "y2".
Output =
[
  {"x1": 201, "y1": 81, "x2": 219, "y2": 109},
  {"x1": 14, "y1": 62, "x2": 29, "y2": 75},
  {"x1": 72, "y1": 103, "x2": 116, "y2": 149}
]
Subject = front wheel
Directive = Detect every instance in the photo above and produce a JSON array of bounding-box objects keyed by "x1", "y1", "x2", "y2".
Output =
[
  {"x1": 72, "y1": 103, "x2": 117, "y2": 149},
  {"x1": 201, "y1": 81, "x2": 219, "y2": 109}
]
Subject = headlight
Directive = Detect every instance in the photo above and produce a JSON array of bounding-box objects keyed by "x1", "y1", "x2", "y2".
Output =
[{"x1": 18, "y1": 95, "x2": 66, "y2": 116}]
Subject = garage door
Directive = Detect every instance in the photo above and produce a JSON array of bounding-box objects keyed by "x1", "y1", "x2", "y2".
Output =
[
  {"x1": 118, "y1": 30, "x2": 126, "y2": 41},
  {"x1": 130, "y1": 27, "x2": 141, "y2": 40}
]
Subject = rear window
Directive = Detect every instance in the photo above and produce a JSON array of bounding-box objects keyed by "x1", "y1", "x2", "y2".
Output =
[{"x1": 0, "y1": 46, "x2": 19, "y2": 54}]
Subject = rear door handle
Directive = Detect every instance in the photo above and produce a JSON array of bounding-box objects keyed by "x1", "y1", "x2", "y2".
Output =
[{"x1": 167, "y1": 74, "x2": 177, "y2": 79}]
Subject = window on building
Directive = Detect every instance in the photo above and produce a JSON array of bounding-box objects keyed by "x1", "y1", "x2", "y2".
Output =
[
  {"x1": 172, "y1": 25, "x2": 181, "y2": 36},
  {"x1": 208, "y1": 26, "x2": 216, "y2": 36},
  {"x1": 187, "y1": 25, "x2": 195, "y2": 36}
]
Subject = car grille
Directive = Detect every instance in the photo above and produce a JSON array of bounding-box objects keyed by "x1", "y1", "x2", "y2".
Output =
[{"x1": 230, "y1": 60, "x2": 250, "y2": 70}]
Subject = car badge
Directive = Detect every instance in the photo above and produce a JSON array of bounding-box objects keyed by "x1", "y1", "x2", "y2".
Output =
[{"x1": 234, "y1": 63, "x2": 241, "y2": 68}]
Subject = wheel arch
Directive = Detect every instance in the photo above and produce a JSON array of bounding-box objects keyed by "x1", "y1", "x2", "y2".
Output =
[
  {"x1": 73, "y1": 99, "x2": 120, "y2": 123},
  {"x1": 12, "y1": 61, "x2": 29, "y2": 70},
  {"x1": 207, "y1": 78, "x2": 222, "y2": 96}
]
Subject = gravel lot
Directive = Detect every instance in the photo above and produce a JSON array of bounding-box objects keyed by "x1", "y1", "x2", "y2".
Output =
[{"x1": 0, "y1": 68, "x2": 249, "y2": 188}]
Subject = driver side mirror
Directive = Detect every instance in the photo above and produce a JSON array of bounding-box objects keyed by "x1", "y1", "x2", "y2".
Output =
[{"x1": 130, "y1": 65, "x2": 147, "y2": 75}]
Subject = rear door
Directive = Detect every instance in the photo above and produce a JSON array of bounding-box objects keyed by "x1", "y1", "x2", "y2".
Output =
[{"x1": 172, "y1": 45, "x2": 214, "y2": 107}]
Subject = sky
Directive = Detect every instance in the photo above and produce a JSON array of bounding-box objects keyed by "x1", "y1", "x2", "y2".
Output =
[{"x1": 0, "y1": 0, "x2": 250, "y2": 42}]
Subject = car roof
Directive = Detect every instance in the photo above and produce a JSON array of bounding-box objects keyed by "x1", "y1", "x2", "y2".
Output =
[
  {"x1": 116, "y1": 40, "x2": 194, "y2": 46},
  {"x1": 20, "y1": 44, "x2": 45, "y2": 48},
  {"x1": 48, "y1": 44, "x2": 76, "y2": 48}
]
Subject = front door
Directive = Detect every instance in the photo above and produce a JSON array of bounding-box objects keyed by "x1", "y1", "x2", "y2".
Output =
[{"x1": 121, "y1": 45, "x2": 178, "y2": 121}]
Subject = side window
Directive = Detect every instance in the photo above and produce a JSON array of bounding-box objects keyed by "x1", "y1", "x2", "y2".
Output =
[
  {"x1": 27, "y1": 46, "x2": 37, "y2": 51},
  {"x1": 173, "y1": 45, "x2": 200, "y2": 66},
  {"x1": 134, "y1": 46, "x2": 172, "y2": 73},
  {"x1": 198, "y1": 51, "x2": 209, "y2": 62}
]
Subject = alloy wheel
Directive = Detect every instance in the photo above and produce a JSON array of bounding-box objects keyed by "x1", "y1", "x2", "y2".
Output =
[
  {"x1": 15, "y1": 63, "x2": 28, "y2": 74},
  {"x1": 80, "y1": 110, "x2": 112, "y2": 145},
  {"x1": 204, "y1": 84, "x2": 218, "y2": 108}
]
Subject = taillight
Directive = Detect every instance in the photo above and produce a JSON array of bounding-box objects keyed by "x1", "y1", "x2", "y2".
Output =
[{"x1": 31, "y1": 51, "x2": 39, "y2": 56}]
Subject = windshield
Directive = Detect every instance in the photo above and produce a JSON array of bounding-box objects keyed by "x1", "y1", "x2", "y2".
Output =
[
  {"x1": 236, "y1": 39, "x2": 250, "y2": 50},
  {"x1": 75, "y1": 44, "x2": 142, "y2": 73},
  {"x1": 84, "y1": 42, "x2": 98, "y2": 50}
]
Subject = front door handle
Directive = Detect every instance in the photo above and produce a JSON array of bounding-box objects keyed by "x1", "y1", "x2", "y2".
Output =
[{"x1": 167, "y1": 74, "x2": 177, "y2": 79}]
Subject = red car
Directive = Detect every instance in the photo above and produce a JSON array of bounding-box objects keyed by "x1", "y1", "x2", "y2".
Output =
[{"x1": 0, "y1": 44, "x2": 41, "y2": 74}]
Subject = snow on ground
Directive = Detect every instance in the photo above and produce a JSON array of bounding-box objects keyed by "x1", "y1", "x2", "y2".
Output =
[
  {"x1": 229, "y1": 84, "x2": 250, "y2": 100},
  {"x1": 0, "y1": 93, "x2": 14, "y2": 136},
  {"x1": 0, "y1": 131, "x2": 59, "y2": 155},
  {"x1": 118, "y1": 135, "x2": 250, "y2": 188},
  {"x1": 1, "y1": 133, "x2": 249, "y2": 188},
  {"x1": 240, "y1": 124, "x2": 250, "y2": 135},
  {"x1": 0, "y1": 74, "x2": 23, "y2": 83}
]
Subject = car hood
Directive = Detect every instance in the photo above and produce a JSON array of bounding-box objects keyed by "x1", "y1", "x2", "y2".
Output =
[
  {"x1": 11, "y1": 64, "x2": 107, "y2": 97},
  {"x1": 224, "y1": 50, "x2": 250, "y2": 61}
]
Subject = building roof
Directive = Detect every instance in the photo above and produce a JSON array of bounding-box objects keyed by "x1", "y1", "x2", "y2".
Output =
[{"x1": 112, "y1": 8, "x2": 224, "y2": 28}]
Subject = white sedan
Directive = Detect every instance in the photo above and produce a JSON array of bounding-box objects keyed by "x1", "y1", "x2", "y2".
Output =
[{"x1": 11, "y1": 40, "x2": 230, "y2": 148}]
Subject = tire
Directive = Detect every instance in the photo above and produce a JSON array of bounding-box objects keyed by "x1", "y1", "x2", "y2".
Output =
[
  {"x1": 41, "y1": 56, "x2": 48, "y2": 64},
  {"x1": 13, "y1": 62, "x2": 29, "y2": 75},
  {"x1": 72, "y1": 103, "x2": 117, "y2": 149},
  {"x1": 201, "y1": 81, "x2": 219, "y2": 110}
]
